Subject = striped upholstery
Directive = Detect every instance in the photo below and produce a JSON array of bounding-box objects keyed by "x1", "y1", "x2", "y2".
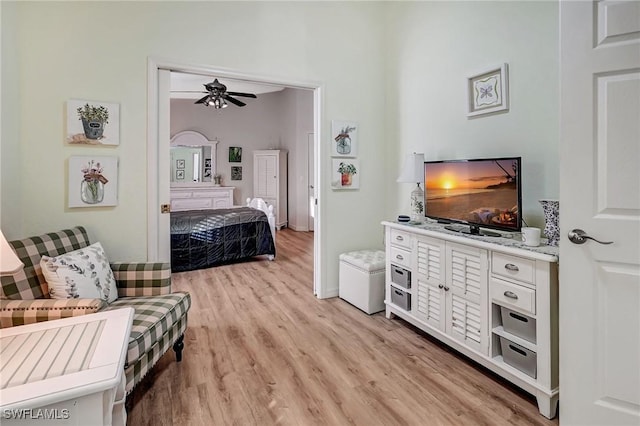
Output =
[
  {"x1": 0, "y1": 227, "x2": 191, "y2": 395},
  {"x1": 0, "y1": 298, "x2": 105, "y2": 327}
]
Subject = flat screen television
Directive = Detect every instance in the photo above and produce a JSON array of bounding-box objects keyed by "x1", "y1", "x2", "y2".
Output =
[{"x1": 423, "y1": 157, "x2": 522, "y2": 237}]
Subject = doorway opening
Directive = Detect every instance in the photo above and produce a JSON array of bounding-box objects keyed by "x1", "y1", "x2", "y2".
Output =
[{"x1": 146, "y1": 58, "x2": 322, "y2": 296}]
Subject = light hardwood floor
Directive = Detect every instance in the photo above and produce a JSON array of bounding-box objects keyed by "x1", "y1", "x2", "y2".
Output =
[{"x1": 127, "y1": 229, "x2": 558, "y2": 425}]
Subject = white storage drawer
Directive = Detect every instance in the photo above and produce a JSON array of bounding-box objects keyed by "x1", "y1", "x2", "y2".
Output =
[
  {"x1": 389, "y1": 246, "x2": 411, "y2": 269},
  {"x1": 193, "y1": 190, "x2": 224, "y2": 198},
  {"x1": 171, "y1": 191, "x2": 193, "y2": 199},
  {"x1": 492, "y1": 252, "x2": 535, "y2": 285},
  {"x1": 390, "y1": 229, "x2": 412, "y2": 249},
  {"x1": 491, "y1": 277, "x2": 536, "y2": 315},
  {"x1": 171, "y1": 198, "x2": 213, "y2": 211}
]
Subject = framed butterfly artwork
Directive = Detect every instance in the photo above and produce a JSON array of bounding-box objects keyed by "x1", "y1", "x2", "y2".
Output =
[{"x1": 467, "y1": 63, "x2": 509, "y2": 117}]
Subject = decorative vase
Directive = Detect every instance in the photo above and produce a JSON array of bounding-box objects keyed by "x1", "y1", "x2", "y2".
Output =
[
  {"x1": 81, "y1": 179, "x2": 105, "y2": 204},
  {"x1": 539, "y1": 199, "x2": 560, "y2": 246},
  {"x1": 81, "y1": 119, "x2": 105, "y2": 140},
  {"x1": 341, "y1": 173, "x2": 352, "y2": 186},
  {"x1": 410, "y1": 183, "x2": 425, "y2": 223}
]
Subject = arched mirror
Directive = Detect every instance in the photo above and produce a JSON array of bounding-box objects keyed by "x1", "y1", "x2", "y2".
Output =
[{"x1": 170, "y1": 131, "x2": 218, "y2": 184}]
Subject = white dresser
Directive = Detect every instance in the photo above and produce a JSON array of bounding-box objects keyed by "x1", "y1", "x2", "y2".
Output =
[
  {"x1": 253, "y1": 150, "x2": 287, "y2": 229},
  {"x1": 0, "y1": 308, "x2": 134, "y2": 426},
  {"x1": 383, "y1": 221, "x2": 559, "y2": 419},
  {"x1": 170, "y1": 185, "x2": 234, "y2": 211}
]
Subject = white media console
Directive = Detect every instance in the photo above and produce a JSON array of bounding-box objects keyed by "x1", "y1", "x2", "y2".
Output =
[{"x1": 382, "y1": 220, "x2": 559, "y2": 419}]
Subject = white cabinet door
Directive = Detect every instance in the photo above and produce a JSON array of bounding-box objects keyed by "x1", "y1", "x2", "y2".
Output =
[
  {"x1": 255, "y1": 154, "x2": 277, "y2": 198},
  {"x1": 415, "y1": 236, "x2": 446, "y2": 331},
  {"x1": 560, "y1": 1, "x2": 640, "y2": 424},
  {"x1": 445, "y1": 243, "x2": 488, "y2": 355}
]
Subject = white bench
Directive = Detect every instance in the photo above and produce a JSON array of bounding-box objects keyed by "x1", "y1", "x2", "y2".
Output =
[{"x1": 338, "y1": 250, "x2": 386, "y2": 314}]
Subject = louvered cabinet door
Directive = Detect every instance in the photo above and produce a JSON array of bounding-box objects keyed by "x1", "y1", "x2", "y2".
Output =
[
  {"x1": 254, "y1": 154, "x2": 277, "y2": 198},
  {"x1": 445, "y1": 242, "x2": 489, "y2": 355},
  {"x1": 415, "y1": 236, "x2": 446, "y2": 331}
]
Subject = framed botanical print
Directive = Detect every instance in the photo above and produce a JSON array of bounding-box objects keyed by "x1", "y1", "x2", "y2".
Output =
[
  {"x1": 68, "y1": 156, "x2": 118, "y2": 207},
  {"x1": 331, "y1": 120, "x2": 358, "y2": 157},
  {"x1": 229, "y1": 147, "x2": 242, "y2": 163}
]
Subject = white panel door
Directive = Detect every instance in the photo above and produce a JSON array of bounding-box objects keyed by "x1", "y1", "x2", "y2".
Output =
[
  {"x1": 256, "y1": 154, "x2": 277, "y2": 198},
  {"x1": 308, "y1": 133, "x2": 315, "y2": 232},
  {"x1": 560, "y1": 1, "x2": 640, "y2": 424}
]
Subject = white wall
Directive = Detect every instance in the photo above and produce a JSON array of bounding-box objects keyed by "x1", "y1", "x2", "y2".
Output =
[
  {"x1": 0, "y1": 2, "x2": 22, "y2": 237},
  {"x1": 280, "y1": 88, "x2": 314, "y2": 231},
  {"x1": 171, "y1": 92, "x2": 285, "y2": 205},
  {"x1": 170, "y1": 87, "x2": 314, "y2": 232},
  {"x1": 1, "y1": 2, "x2": 387, "y2": 296},
  {"x1": 385, "y1": 1, "x2": 559, "y2": 229},
  {"x1": 1, "y1": 1, "x2": 559, "y2": 295}
]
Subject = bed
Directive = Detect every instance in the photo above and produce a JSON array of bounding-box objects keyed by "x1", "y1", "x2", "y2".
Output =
[{"x1": 170, "y1": 198, "x2": 276, "y2": 272}]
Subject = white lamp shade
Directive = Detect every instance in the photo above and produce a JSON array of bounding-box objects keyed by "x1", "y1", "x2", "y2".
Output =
[
  {"x1": 0, "y1": 230, "x2": 24, "y2": 276},
  {"x1": 397, "y1": 153, "x2": 425, "y2": 183}
]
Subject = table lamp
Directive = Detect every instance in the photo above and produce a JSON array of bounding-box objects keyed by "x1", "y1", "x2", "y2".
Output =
[
  {"x1": 0, "y1": 230, "x2": 24, "y2": 276},
  {"x1": 397, "y1": 152, "x2": 425, "y2": 223}
]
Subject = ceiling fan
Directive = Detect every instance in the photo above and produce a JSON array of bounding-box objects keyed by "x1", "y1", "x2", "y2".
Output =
[{"x1": 194, "y1": 79, "x2": 257, "y2": 108}]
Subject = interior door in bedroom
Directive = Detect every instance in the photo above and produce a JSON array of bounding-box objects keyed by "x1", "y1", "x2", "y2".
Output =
[
  {"x1": 308, "y1": 132, "x2": 315, "y2": 232},
  {"x1": 559, "y1": 1, "x2": 640, "y2": 425},
  {"x1": 254, "y1": 150, "x2": 288, "y2": 229}
]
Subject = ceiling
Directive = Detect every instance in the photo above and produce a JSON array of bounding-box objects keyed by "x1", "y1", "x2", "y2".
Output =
[{"x1": 170, "y1": 72, "x2": 285, "y2": 100}]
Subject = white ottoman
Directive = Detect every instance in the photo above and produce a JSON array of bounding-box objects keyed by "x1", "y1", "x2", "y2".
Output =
[{"x1": 339, "y1": 249, "x2": 386, "y2": 314}]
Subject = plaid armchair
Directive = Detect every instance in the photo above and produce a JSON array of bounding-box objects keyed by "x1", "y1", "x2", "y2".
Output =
[{"x1": 0, "y1": 226, "x2": 191, "y2": 395}]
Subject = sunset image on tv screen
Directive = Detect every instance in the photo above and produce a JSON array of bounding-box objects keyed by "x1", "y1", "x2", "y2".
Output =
[{"x1": 424, "y1": 159, "x2": 519, "y2": 229}]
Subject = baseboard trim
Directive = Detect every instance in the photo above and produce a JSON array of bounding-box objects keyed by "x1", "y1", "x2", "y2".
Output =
[
  {"x1": 318, "y1": 287, "x2": 338, "y2": 299},
  {"x1": 288, "y1": 224, "x2": 310, "y2": 232}
]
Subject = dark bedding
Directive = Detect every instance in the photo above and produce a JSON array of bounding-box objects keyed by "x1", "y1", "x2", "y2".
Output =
[{"x1": 170, "y1": 207, "x2": 276, "y2": 272}]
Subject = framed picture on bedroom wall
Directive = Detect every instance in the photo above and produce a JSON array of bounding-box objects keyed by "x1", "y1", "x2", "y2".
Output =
[
  {"x1": 231, "y1": 166, "x2": 242, "y2": 180},
  {"x1": 229, "y1": 147, "x2": 242, "y2": 163}
]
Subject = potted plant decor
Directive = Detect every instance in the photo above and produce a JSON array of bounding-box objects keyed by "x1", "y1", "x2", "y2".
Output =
[
  {"x1": 337, "y1": 162, "x2": 357, "y2": 186},
  {"x1": 77, "y1": 103, "x2": 109, "y2": 140}
]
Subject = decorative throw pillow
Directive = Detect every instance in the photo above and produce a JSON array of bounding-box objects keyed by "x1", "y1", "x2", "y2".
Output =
[{"x1": 40, "y1": 242, "x2": 118, "y2": 303}]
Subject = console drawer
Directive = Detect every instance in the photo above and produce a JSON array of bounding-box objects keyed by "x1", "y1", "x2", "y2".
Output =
[
  {"x1": 492, "y1": 252, "x2": 535, "y2": 285},
  {"x1": 390, "y1": 229, "x2": 412, "y2": 249},
  {"x1": 389, "y1": 246, "x2": 411, "y2": 269},
  {"x1": 491, "y1": 277, "x2": 536, "y2": 315}
]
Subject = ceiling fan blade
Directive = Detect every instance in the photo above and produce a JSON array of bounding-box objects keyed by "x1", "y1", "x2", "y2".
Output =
[
  {"x1": 226, "y1": 92, "x2": 257, "y2": 98},
  {"x1": 195, "y1": 95, "x2": 210, "y2": 104},
  {"x1": 223, "y1": 95, "x2": 246, "y2": 107}
]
